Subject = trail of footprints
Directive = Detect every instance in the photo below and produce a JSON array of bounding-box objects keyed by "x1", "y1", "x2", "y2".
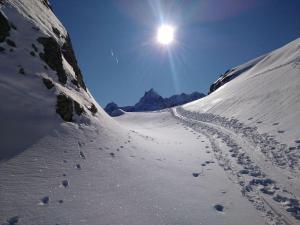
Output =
[{"x1": 174, "y1": 108, "x2": 300, "y2": 224}]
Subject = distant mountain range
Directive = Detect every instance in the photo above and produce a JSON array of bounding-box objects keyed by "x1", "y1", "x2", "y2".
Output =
[{"x1": 105, "y1": 89, "x2": 205, "y2": 116}]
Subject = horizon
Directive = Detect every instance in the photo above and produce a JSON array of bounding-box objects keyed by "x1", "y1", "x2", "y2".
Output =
[{"x1": 50, "y1": 0, "x2": 300, "y2": 107}]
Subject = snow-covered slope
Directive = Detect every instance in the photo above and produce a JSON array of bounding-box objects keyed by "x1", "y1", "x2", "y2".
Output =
[
  {"x1": 184, "y1": 37, "x2": 300, "y2": 146},
  {"x1": 1, "y1": 1, "x2": 300, "y2": 225},
  {"x1": 0, "y1": 0, "x2": 115, "y2": 161},
  {"x1": 173, "y1": 37, "x2": 300, "y2": 223}
]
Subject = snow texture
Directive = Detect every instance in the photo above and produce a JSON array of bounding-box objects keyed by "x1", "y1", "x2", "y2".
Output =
[{"x1": 0, "y1": 1, "x2": 300, "y2": 225}]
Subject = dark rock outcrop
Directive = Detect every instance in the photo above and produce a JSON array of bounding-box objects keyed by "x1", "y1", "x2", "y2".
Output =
[
  {"x1": 56, "y1": 94, "x2": 87, "y2": 122},
  {"x1": 0, "y1": 11, "x2": 10, "y2": 42},
  {"x1": 41, "y1": 0, "x2": 53, "y2": 11},
  {"x1": 42, "y1": 78, "x2": 54, "y2": 89},
  {"x1": 61, "y1": 34, "x2": 86, "y2": 90},
  {"x1": 56, "y1": 94, "x2": 74, "y2": 122},
  {"x1": 104, "y1": 89, "x2": 205, "y2": 117},
  {"x1": 37, "y1": 37, "x2": 67, "y2": 85},
  {"x1": 208, "y1": 56, "x2": 265, "y2": 94},
  {"x1": 88, "y1": 103, "x2": 98, "y2": 114},
  {"x1": 74, "y1": 101, "x2": 84, "y2": 116}
]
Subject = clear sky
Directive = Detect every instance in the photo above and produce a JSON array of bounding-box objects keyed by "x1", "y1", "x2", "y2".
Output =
[{"x1": 51, "y1": 0, "x2": 300, "y2": 107}]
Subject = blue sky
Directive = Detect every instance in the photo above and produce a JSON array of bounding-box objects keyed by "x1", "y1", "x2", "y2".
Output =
[{"x1": 51, "y1": 0, "x2": 300, "y2": 107}]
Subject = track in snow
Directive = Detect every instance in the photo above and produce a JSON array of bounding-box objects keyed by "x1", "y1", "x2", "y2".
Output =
[{"x1": 172, "y1": 107, "x2": 300, "y2": 224}]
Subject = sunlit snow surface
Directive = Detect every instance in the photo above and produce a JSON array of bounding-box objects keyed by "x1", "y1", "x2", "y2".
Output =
[{"x1": 1, "y1": 1, "x2": 300, "y2": 225}]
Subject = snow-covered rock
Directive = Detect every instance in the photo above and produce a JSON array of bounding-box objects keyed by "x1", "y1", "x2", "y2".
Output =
[
  {"x1": 0, "y1": 0, "x2": 113, "y2": 161},
  {"x1": 105, "y1": 88, "x2": 205, "y2": 116}
]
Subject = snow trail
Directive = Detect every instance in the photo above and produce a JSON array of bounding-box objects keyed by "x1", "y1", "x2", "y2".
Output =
[{"x1": 173, "y1": 107, "x2": 300, "y2": 224}]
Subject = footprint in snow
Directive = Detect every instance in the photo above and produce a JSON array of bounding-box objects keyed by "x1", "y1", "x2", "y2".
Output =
[
  {"x1": 5, "y1": 216, "x2": 19, "y2": 225},
  {"x1": 62, "y1": 180, "x2": 69, "y2": 188},
  {"x1": 40, "y1": 196, "x2": 49, "y2": 205},
  {"x1": 257, "y1": 121, "x2": 263, "y2": 124},
  {"x1": 192, "y1": 173, "x2": 200, "y2": 177},
  {"x1": 76, "y1": 164, "x2": 81, "y2": 169},
  {"x1": 294, "y1": 140, "x2": 300, "y2": 144},
  {"x1": 248, "y1": 117, "x2": 253, "y2": 120},
  {"x1": 110, "y1": 152, "x2": 115, "y2": 157},
  {"x1": 214, "y1": 204, "x2": 224, "y2": 212},
  {"x1": 79, "y1": 151, "x2": 86, "y2": 159},
  {"x1": 58, "y1": 200, "x2": 63, "y2": 204},
  {"x1": 277, "y1": 130, "x2": 285, "y2": 134},
  {"x1": 272, "y1": 122, "x2": 279, "y2": 126}
]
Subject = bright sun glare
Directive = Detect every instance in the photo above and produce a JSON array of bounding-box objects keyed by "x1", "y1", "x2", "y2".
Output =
[{"x1": 157, "y1": 24, "x2": 175, "y2": 45}]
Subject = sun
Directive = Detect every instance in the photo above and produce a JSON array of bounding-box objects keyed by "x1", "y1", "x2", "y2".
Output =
[{"x1": 156, "y1": 24, "x2": 175, "y2": 45}]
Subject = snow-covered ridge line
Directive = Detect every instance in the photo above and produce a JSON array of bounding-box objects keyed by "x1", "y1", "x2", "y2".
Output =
[
  {"x1": 209, "y1": 37, "x2": 300, "y2": 93},
  {"x1": 105, "y1": 88, "x2": 205, "y2": 116}
]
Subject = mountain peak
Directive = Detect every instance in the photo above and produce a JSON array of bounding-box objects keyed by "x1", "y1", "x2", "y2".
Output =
[
  {"x1": 105, "y1": 89, "x2": 205, "y2": 116},
  {"x1": 143, "y1": 88, "x2": 160, "y2": 98}
]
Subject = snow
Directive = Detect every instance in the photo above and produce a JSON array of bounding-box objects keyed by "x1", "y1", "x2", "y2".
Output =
[{"x1": 1, "y1": 1, "x2": 300, "y2": 225}]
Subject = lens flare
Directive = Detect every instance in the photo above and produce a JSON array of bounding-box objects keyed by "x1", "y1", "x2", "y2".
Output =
[{"x1": 156, "y1": 24, "x2": 175, "y2": 45}]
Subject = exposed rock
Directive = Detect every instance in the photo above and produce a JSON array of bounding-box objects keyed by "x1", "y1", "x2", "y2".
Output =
[
  {"x1": 89, "y1": 103, "x2": 98, "y2": 114},
  {"x1": 61, "y1": 34, "x2": 86, "y2": 90},
  {"x1": 6, "y1": 38, "x2": 16, "y2": 47},
  {"x1": 52, "y1": 26, "x2": 60, "y2": 38},
  {"x1": 41, "y1": 0, "x2": 53, "y2": 11},
  {"x1": 37, "y1": 37, "x2": 67, "y2": 85},
  {"x1": 42, "y1": 78, "x2": 54, "y2": 89},
  {"x1": 209, "y1": 55, "x2": 266, "y2": 94},
  {"x1": 134, "y1": 88, "x2": 166, "y2": 111},
  {"x1": 0, "y1": 11, "x2": 10, "y2": 42},
  {"x1": 74, "y1": 101, "x2": 84, "y2": 116},
  {"x1": 56, "y1": 94, "x2": 73, "y2": 122},
  {"x1": 104, "y1": 89, "x2": 205, "y2": 116},
  {"x1": 71, "y1": 79, "x2": 79, "y2": 87}
]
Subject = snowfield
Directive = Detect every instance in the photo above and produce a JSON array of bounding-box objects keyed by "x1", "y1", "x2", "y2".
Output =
[{"x1": 1, "y1": 1, "x2": 300, "y2": 225}]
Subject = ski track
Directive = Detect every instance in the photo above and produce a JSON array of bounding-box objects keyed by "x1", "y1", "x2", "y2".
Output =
[{"x1": 172, "y1": 107, "x2": 300, "y2": 224}]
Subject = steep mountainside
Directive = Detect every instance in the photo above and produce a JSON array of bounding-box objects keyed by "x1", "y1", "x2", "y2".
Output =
[
  {"x1": 105, "y1": 89, "x2": 205, "y2": 116},
  {"x1": 0, "y1": 0, "x2": 114, "y2": 160}
]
